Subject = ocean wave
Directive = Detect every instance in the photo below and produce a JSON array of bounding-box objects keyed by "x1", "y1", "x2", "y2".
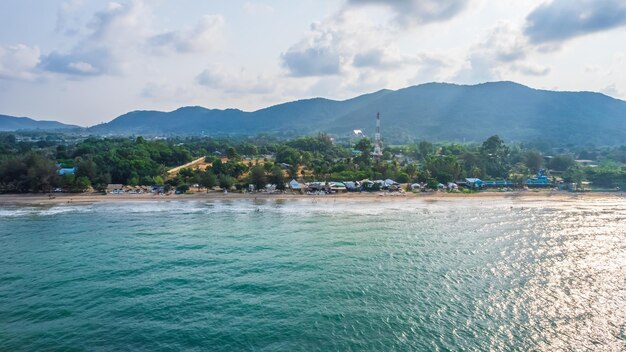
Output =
[{"x1": 0, "y1": 205, "x2": 95, "y2": 218}]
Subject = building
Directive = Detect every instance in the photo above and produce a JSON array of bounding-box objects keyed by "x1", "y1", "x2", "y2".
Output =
[
  {"x1": 289, "y1": 179, "x2": 302, "y2": 190},
  {"x1": 57, "y1": 167, "x2": 76, "y2": 175}
]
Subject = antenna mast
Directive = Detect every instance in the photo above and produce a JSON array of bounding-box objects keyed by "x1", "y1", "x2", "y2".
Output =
[{"x1": 373, "y1": 112, "x2": 383, "y2": 160}]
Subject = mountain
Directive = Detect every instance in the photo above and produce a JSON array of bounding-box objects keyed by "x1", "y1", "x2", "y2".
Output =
[
  {"x1": 88, "y1": 81, "x2": 626, "y2": 144},
  {"x1": 0, "y1": 115, "x2": 79, "y2": 132}
]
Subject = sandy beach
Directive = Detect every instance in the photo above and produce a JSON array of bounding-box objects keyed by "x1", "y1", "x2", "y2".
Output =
[{"x1": 1, "y1": 190, "x2": 623, "y2": 206}]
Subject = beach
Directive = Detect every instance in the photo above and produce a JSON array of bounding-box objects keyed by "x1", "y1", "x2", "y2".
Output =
[{"x1": 0, "y1": 190, "x2": 622, "y2": 206}]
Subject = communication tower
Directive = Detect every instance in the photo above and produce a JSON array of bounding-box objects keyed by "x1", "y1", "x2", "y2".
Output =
[{"x1": 373, "y1": 112, "x2": 383, "y2": 159}]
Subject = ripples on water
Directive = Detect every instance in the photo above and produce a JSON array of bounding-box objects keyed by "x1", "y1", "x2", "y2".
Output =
[{"x1": 0, "y1": 198, "x2": 624, "y2": 351}]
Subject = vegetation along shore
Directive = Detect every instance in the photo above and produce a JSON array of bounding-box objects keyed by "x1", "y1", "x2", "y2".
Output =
[{"x1": 1, "y1": 131, "x2": 624, "y2": 200}]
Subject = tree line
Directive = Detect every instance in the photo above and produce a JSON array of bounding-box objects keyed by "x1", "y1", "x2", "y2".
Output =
[{"x1": 0, "y1": 132, "x2": 624, "y2": 193}]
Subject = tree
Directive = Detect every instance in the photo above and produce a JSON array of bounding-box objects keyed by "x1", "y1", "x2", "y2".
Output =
[
  {"x1": 425, "y1": 155, "x2": 461, "y2": 184},
  {"x1": 75, "y1": 157, "x2": 97, "y2": 181},
  {"x1": 176, "y1": 184, "x2": 190, "y2": 193},
  {"x1": 481, "y1": 135, "x2": 510, "y2": 178},
  {"x1": 524, "y1": 150, "x2": 544, "y2": 173},
  {"x1": 211, "y1": 159, "x2": 224, "y2": 175},
  {"x1": 460, "y1": 151, "x2": 484, "y2": 178},
  {"x1": 426, "y1": 178, "x2": 439, "y2": 190},
  {"x1": 404, "y1": 163, "x2": 418, "y2": 179},
  {"x1": 509, "y1": 162, "x2": 529, "y2": 187},
  {"x1": 549, "y1": 154, "x2": 576, "y2": 171},
  {"x1": 396, "y1": 172, "x2": 410, "y2": 183},
  {"x1": 225, "y1": 162, "x2": 247, "y2": 178},
  {"x1": 276, "y1": 146, "x2": 301, "y2": 166},
  {"x1": 30, "y1": 156, "x2": 58, "y2": 192},
  {"x1": 563, "y1": 166, "x2": 585, "y2": 190},
  {"x1": 248, "y1": 165, "x2": 266, "y2": 191},
  {"x1": 60, "y1": 174, "x2": 75, "y2": 190},
  {"x1": 287, "y1": 164, "x2": 299, "y2": 179},
  {"x1": 355, "y1": 138, "x2": 372, "y2": 159},
  {"x1": 72, "y1": 176, "x2": 92, "y2": 192},
  {"x1": 269, "y1": 166, "x2": 286, "y2": 190},
  {"x1": 218, "y1": 175, "x2": 236, "y2": 190},
  {"x1": 226, "y1": 147, "x2": 238, "y2": 160},
  {"x1": 417, "y1": 141, "x2": 434, "y2": 160},
  {"x1": 197, "y1": 171, "x2": 217, "y2": 192},
  {"x1": 179, "y1": 168, "x2": 194, "y2": 179}
]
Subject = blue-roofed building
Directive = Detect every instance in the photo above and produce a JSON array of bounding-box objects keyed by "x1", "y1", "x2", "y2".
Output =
[
  {"x1": 525, "y1": 169, "x2": 551, "y2": 187},
  {"x1": 58, "y1": 167, "x2": 76, "y2": 175},
  {"x1": 465, "y1": 178, "x2": 484, "y2": 188},
  {"x1": 464, "y1": 178, "x2": 513, "y2": 188},
  {"x1": 482, "y1": 180, "x2": 513, "y2": 187},
  {"x1": 289, "y1": 179, "x2": 301, "y2": 190}
]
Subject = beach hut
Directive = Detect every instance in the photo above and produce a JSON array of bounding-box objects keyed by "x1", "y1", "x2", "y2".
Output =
[
  {"x1": 330, "y1": 182, "x2": 347, "y2": 193},
  {"x1": 106, "y1": 184, "x2": 124, "y2": 194},
  {"x1": 465, "y1": 178, "x2": 484, "y2": 189},
  {"x1": 289, "y1": 179, "x2": 301, "y2": 190},
  {"x1": 384, "y1": 179, "x2": 398, "y2": 187},
  {"x1": 344, "y1": 181, "x2": 358, "y2": 192}
]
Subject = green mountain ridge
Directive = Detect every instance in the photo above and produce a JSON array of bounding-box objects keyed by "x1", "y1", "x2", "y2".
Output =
[
  {"x1": 2, "y1": 82, "x2": 625, "y2": 144},
  {"x1": 0, "y1": 115, "x2": 79, "y2": 132},
  {"x1": 91, "y1": 81, "x2": 626, "y2": 144}
]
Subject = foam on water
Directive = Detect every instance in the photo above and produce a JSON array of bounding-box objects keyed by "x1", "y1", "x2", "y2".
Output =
[{"x1": 0, "y1": 204, "x2": 95, "y2": 217}]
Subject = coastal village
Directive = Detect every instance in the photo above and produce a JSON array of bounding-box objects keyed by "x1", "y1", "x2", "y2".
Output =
[
  {"x1": 99, "y1": 166, "x2": 572, "y2": 197},
  {"x1": 89, "y1": 115, "x2": 622, "y2": 197},
  {"x1": 30, "y1": 114, "x2": 624, "y2": 196},
  {"x1": 1, "y1": 113, "x2": 624, "y2": 196}
]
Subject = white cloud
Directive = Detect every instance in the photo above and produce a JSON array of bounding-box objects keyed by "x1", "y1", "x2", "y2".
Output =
[
  {"x1": 347, "y1": 0, "x2": 472, "y2": 28},
  {"x1": 0, "y1": 44, "x2": 41, "y2": 80},
  {"x1": 141, "y1": 81, "x2": 195, "y2": 102},
  {"x1": 281, "y1": 21, "x2": 340, "y2": 76},
  {"x1": 40, "y1": 0, "x2": 224, "y2": 77},
  {"x1": 196, "y1": 66, "x2": 275, "y2": 95},
  {"x1": 281, "y1": 8, "x2": 395, "y2": 78},
  {"x1": 282, "y1": 46, "x2": 342, "y2": 77},
  {"x1": 353, "y1": 48, "x2": 412, "y2": 70},
  {"x1": 281, "y1": 0, "x2": 472, "y2": 84},
  {"x1": 512, "y1": 63, "x2": 550, "y2": 76},
  {"x1": 67, "y1": 61, "x2": 98, "y2": 74},
  {"x1": 456, "y1": 22, "x2": 549, "y2": 82},
  {"x1": 41, "y1": 0, "x2": 149, "y2": 76},
  {"x1": 149, "y1": 15, "x2": 225, "y2": 53},
  {"x1": 525, "y1": 0, "x2": 626, "y2": 44}
]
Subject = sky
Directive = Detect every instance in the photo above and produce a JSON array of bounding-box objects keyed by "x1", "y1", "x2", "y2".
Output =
[{"x1": 1, "y1": 0, "x2": 625, "y2": 126}]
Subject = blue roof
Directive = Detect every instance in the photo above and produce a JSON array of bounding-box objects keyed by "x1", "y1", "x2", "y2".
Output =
[
  {"x1": 58, "y1": 167, "x2": 76, "y2": 175},
  {"x1": 289, "y1": 179, "x2": 301, "y2": 189}
]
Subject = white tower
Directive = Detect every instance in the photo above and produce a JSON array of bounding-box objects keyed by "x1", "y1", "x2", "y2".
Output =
[{"x1": 373, "y1": 112, "x2": 383, "y2": 159}]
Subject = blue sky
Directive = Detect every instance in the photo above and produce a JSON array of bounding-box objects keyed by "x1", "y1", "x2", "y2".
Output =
[{"x1": 1, "y1": 0, "x2": 625, "y2": 126}]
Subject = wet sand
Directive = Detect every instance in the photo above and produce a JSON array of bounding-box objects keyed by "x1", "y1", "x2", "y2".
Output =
[{"x1": 1, "y1": 190, "x2": 622, "y2": 206}]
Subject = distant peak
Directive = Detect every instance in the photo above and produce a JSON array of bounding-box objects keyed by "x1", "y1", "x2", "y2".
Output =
[
  {"x1": 477, "y1": 81, "x2": 529, "y2": 88},
  {"x1": 172, "y1": 106, "x2": 208, "y2": 112}
]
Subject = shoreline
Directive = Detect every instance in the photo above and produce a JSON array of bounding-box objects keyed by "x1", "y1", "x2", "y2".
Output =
[{"x1": 1, "y1": 190, "x2": 623, "y2": 206}]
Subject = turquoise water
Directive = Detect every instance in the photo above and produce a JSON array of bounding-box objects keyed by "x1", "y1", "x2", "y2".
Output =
[{"x1": 0, "y1": 198, "x2": 624, "y2": 351}]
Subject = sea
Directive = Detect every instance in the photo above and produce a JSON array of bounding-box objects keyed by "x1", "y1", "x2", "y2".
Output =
[{"x1": 0, "y1": 197, "x2": 624, "y2": 351}]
